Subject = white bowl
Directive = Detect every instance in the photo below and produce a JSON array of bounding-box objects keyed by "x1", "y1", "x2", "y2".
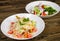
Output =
[
  {"x1": 25, "y1": 1, "x2": 60, "y2": 18},
  {"x1": 1, "y1": 13, "x2": 45, "y2": 40}
]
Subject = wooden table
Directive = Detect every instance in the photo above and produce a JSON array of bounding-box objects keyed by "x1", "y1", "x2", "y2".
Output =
[{"x1": 0, "y1": 0, "x2": 60, "y2": 41}]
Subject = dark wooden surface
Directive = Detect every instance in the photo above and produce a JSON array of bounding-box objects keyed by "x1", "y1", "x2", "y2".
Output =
[{"x1": 0, "y1": 0, "x2": 60, "y2": 41}]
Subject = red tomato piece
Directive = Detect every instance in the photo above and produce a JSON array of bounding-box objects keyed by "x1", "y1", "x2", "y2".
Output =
[
  {"x1": 27, "y1": 33, "x2": 32, "y2": 38},
  {"x1": 32, "y1": 28, "x2": 37, "y2": 32},
  {"x1": 41, "y1": 12, "x2": 46, "y2": 16},
  {"x1": 8, "y1": 30, "x2": 13, "y2": 34},
  {"x1": 11, "y1": 22, "x2": 15, "y2": 24},
  {"x1": 16, "y1": 34, "x2": 22, "y2": 38}
]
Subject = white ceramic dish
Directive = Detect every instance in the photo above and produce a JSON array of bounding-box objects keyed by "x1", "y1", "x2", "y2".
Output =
[
  {"x1": 1, "y1": 13, "x2": 45, "y2": 40},
  {"x1": 25, "y1": 1, "x2": 60, "y2": 18}
]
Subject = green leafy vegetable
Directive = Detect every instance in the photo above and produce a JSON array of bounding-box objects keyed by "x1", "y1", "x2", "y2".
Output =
[
  {"x1": 33, "y1": 6, "x2": 42, "y2": 16},
  {"x1": 23, "y1": 18, "x2": 29, "y2": 22},
  {"x1": 44, "y1": 7, "x2": 57, "y2": 15},
  {"x1": 34, "y1": 7, "x2": 40, "y2": 13}
]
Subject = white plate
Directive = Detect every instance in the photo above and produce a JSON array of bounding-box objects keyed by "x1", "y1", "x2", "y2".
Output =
[
  {"x1": 25, "y1": 1, "x2": 60, "y2": 18},
  {"x1": 1, "y1": 13, "x2": 45, "y2": 40}
]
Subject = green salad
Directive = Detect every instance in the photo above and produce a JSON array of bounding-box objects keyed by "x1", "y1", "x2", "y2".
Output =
[{"x1": 32, "y1": 5, "x2": 57, "y2": 16}]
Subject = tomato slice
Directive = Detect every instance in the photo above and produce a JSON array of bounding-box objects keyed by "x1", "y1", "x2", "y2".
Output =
[{"x1": 8, "y1": 30, "x2": 13, "y2": 34}]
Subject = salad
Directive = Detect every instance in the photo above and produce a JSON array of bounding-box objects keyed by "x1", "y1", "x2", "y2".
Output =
[
  {"x1": 32, "y1": 4, "x2": 57, "y2": 16},
  {"x1": 8, "y1": 16, "x2": 37, "y2": 38}
]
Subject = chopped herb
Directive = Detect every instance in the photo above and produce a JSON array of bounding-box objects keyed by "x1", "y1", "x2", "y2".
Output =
[
  {"x1": 23, "y1": 18, "x2": 29, "y2": 22},
  {"x1": 44, "y1": 7, "x2": 57, "y2": 15}
]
